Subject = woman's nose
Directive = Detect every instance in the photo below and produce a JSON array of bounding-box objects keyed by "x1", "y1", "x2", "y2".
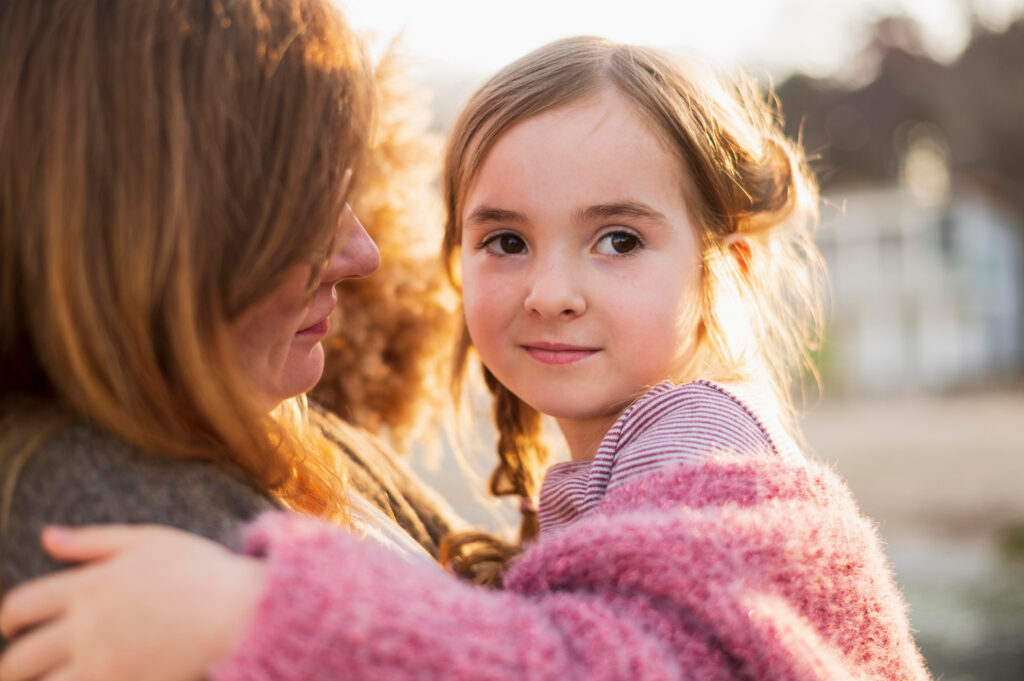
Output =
[{"x1": 322, "y1": 206, "x2": 380, "y2": 284}]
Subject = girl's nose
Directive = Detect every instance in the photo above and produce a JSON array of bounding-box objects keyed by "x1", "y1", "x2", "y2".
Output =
[
  {"x1": 523, "y1": 261, "x2": 586, "y2": 320},
  {"x1": 322, "y1": 206, "x2": 380, "y2": 284}
]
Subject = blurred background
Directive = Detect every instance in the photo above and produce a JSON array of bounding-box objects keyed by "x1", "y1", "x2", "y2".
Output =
[{"x1": 340, "y1": 1, "x2": 1024, "y2": 677}]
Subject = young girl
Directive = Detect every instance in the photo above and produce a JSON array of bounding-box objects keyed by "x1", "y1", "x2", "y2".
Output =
[
  {"x1": 440, "y1": 36, "x2": 821, "y2": 577},
  {"x1": 0, "y1": 37, "x2": 930, "y2": 681}
]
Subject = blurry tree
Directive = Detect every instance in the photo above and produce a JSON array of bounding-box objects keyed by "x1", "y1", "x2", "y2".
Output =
[{"x1": 776, "y1": 14, "x2": 1024, "y2": 225}]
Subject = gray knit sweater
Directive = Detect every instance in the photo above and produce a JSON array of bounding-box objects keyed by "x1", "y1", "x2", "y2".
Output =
[
  {"x1": 0, "y1": 421, "x2": 279, "y2": 594},
  {"x1": 0, "y1": 408, "x2": 461, "y2": 596}
]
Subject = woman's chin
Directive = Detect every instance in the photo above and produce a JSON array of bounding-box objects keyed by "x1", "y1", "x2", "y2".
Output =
[{"x1": 261, "y1": 343, "x2": 327, "y2": 411}]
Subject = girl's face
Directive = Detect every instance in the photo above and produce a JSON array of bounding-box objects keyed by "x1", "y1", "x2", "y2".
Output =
[
  {"x1": 229, "y1": 206, "x2": 380, "y2": 411},
  {"x1": 460, "y1": 87, "x2": 704, "y2": 451}
]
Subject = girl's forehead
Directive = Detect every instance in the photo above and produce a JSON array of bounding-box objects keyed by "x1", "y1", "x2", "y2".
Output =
[
  {"x1": 468, "y1": 90, "x2": 686, "y2": 200},
  {"x1": 479, "y1": 87, "x2": 686, "y2": 183}
]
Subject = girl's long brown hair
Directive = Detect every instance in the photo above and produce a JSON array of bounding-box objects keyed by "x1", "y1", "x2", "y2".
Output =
[
  {"x1": 0, "y1": 0, "x2": 372, "y2": 523},
  {"x1": 440, "y1": 37, "x2": 826, "y2": 585}
]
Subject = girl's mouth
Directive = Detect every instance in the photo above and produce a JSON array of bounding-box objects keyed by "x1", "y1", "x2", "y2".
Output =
[{"x1": 522, "y1": 343, "x2": 600, "y2": 365}]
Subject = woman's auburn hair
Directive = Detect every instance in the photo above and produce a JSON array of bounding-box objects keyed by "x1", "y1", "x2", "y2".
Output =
[
  {"x1": 312, "y1": 51, "x2": 459, "y2": 453},
  {"x1": 439, "y1": 36, "x2": 827, "y2": 585},
  {"x1": 0, "y1": 0, "x2": 373, "y2": 520}
]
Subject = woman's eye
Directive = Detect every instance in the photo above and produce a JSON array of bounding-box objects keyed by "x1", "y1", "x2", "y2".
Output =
[
  {"x1": 595, "y1": 231, "x2": 641, "y2": 255},
  {"x1": 482, "y1": 233, "x2": 528, "y2": 255}
]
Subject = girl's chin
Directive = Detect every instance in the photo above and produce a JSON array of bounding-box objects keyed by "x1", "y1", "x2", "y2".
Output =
[{"x1": 515, "y1": 394, "x2": 623, "y2": 423}]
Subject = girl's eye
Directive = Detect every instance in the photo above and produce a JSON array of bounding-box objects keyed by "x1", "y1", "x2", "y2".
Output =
[
  {"x1": 482, "y1": 232, "x2": 528, "y2": 255},
  {"x1": 595, "y1": 231, "x2": 642, "y2": 255}
]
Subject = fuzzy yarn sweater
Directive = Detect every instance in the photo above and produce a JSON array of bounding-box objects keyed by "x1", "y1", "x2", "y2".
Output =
[{"x1": 213, "y1": 453, "x2": 930, "y2": 681}]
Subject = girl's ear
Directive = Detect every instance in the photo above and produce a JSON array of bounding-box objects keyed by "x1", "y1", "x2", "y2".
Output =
[{"x1": 721, "y1": 233, "x2": 752, "y2": 276}]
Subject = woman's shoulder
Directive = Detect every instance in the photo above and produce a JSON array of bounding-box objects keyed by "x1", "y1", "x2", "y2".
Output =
[
  {"x1": 16, "y1": 421, "x2": 276, "y2": 514},
  {"x1": 0, "y1": 421, "x2": 277, "y2": 593}
]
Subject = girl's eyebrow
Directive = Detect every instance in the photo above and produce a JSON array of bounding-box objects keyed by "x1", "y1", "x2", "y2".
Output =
[
  {"x1": 464, "y1": 206, "x2": 527, "y2": 227},
  {"x1": 576, "y1": 201, "x2": 669, "y2": 225},
  {"x1": 465, "y1": 200, "x2": 669, "y2": 228}
]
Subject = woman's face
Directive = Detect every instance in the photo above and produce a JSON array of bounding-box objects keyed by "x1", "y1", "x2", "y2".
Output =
[{"x1": 228, "y1": 206, "x2": 380, "y2": 411}]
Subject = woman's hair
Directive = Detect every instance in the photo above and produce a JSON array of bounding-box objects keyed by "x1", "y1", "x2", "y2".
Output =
[
  {"x1": 313, "y1": 51, "x2": 458, "y2": 451},
  {"x1": 0, "y1": 0, "x2": 373, "y2": 520},
  {"x1": 440, "y1": 36, "x2": 826, "y2": 584}
]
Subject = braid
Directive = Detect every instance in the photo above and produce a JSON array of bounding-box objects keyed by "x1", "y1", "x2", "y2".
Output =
[
  {"x1": 439, "y1": 531, "x2": 521, "y2": 588},
  {"x1": 482, "y1": 368, "x2": 547, "y2": 541},
  {"x1": 441, "y1": 364, "x2": 549, "y2": 587}
]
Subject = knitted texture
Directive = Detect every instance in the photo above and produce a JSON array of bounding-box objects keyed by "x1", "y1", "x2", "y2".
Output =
[{"x1": 213, "y1": 454, "x2": 931, "y2": 681}]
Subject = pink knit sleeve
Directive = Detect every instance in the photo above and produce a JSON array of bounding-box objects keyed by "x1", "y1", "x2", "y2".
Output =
[
  {"x1": 210, "y1": 454, "x2": 931, "y2": 681},
  {"x1": 210, "y1": 512, "x2": 682, "y2": 681}
]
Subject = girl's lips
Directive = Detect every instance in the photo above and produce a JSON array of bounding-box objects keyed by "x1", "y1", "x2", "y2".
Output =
[{"x1": 522, "y1": 343, "x2": 599, "y2": 365}]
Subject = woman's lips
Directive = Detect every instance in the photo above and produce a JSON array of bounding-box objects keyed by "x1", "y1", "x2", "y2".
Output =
[
  {"x1": 522, "y1": 343, "x2": 600, "y2": 365},
  {"x1": 297, "y1": 293, "x2": 337, "y2": 338},
  {"x1": 297, "y1": 317, "x2": 329, "y2": 337}
]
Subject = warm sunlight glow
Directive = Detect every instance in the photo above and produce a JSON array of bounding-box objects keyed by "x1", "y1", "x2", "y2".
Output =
[{"x1": 340, "y1": 0, "x2": 1024, "y2": 79}]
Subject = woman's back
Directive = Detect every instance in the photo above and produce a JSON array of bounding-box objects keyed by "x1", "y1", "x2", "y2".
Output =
[
  {"x1": 1, "y1": 420, "x2": 278, "y2": 593},
  {"x1": 1, "y1": 409, "x2": 464, "y2": 594}
]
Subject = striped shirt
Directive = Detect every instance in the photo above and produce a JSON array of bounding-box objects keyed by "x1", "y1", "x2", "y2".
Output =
[{"x1": 538, "y1": 380, "x2": 800, "y2": 535}]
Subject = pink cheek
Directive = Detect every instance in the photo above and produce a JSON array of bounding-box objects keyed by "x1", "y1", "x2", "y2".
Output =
[
  {"x1": 463, "y1": 293, "x2": 509, "y2": 350},
  {"x1": 464, "y1": 301, "x2": 494, "y2": 338},
  {"x1": 463, "y1": 272, "x2": 505, "y2": 310}
]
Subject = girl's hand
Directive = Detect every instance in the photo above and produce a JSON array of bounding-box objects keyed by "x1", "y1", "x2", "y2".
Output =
[{"x1": 0, "y1": 525, "x2": 266, "y2": 681}]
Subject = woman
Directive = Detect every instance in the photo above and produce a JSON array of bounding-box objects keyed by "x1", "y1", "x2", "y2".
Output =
[{"x1": 0, "y1": 0, "x2": 457, "y2": 596}]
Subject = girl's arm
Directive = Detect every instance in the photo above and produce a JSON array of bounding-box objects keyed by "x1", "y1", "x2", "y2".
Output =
[
  {"x1": 0, "y1": 455, "x2": 932, "y2": 681},
  {"x1": 0, "y1": 521, "x2": 684, "y2": 681},
  {"x1": 216, "y1": 456, "x2": 930, "y2": 681}
]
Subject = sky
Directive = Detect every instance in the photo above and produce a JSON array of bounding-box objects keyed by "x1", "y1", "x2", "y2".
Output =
[{"x1": 340, "y1": 0, "x2": 1024, "y2": 81}]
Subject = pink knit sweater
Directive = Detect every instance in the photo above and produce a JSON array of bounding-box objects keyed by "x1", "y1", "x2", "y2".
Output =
[{"x1": 212, "y1": 453, "x2": 930, "y2": 681}]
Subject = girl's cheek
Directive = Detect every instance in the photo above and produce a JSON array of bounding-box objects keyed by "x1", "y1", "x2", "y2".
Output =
[{"x1": 461, "y1": 267, "x2": 494, "y2": 305}]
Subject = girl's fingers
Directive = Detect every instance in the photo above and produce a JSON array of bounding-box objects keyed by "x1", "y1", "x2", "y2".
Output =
[
  {"x1": 0, "y1": 569, "x2": 78, "y2": 640},
  {"x1": 0, "y1": 619, "x2": 70, "y2": 681},
  {"x1": 39, "y1": 525, "x2": 152, "y2": 563},
  {"x1": 1, "y1": 525, "x2": 152, "y2": 639}
]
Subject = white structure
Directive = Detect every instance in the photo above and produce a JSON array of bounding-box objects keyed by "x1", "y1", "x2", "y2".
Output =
[{"x1": 818, "y1": 184, "x2": 1024, "y2": 395}]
